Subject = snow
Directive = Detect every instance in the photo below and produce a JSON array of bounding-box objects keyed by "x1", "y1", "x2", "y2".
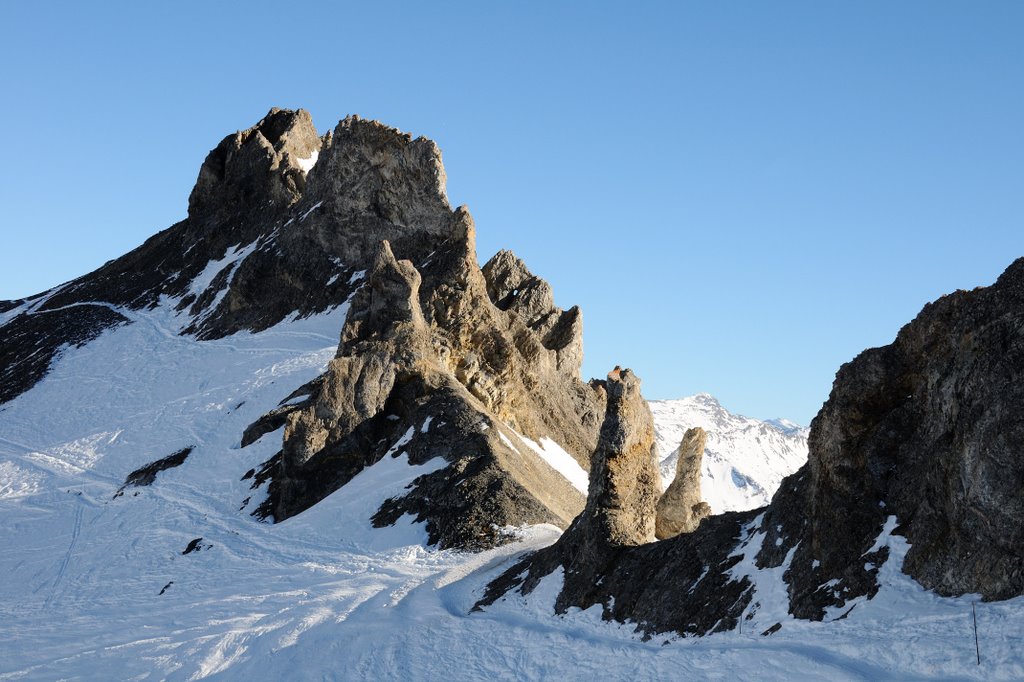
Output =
[
  {"x1": 649, "y1": 393, "x2": 808, "y2": 513},
  {"x1": 2, "y1": 298, "x2": 1023, "y2": 679},
  {"x1": 183, "y1": 241, "x2": 261, "y2": 328},
  {"x1": 296, "y1": 150, "x2": 319, "y2": 174},
  {"x1": 383, "y1": 426, "x2": 416, "y2": 458},
  {"x1": 0, "y1": 460, "x2": 43, "y2": 499},
  {"x1": 728, "y1": 513, "x2": 800, "y2": 633},
  {"x1": 298, "y1": 200, "x2": 323, "y2": 222},
  {"x1": 517, "y1": 434, "x2": 589, "y2": 494}
]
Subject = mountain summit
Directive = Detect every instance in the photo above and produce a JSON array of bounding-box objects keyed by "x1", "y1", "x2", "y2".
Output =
[{"x1": 1, "y1": 109, "x2": 604, "y2": 550}]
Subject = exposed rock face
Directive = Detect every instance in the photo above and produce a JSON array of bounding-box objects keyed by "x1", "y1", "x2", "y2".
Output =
[
  {"x1": 585, "y1": 368, "x2": 661, "y2": 547},
  {"x1": 756, "y1": 256, "x2": 1024, "y2": 617},
  {"x1": 478, "y1": 368, "x2": 661, "y2": 611},
  {"x1": 0, "y1": 303, "x2": 130, "y2": 404},
  {"x1": 262, "y1": 203, "x2": 606, "y2": 548},
  {"x1": 188, "y1": 107, "x2": 321, "y2": 220},
  {"x1": 3, "y1": 108, "x2": 604, "y2": 551},
  {"x1": 655, "y1": 426, "x2": 711, "y2": 538},
  {"x1": 1, "y1": 110, "x2": 456, "y2": 402},
  {"x1": 481, "y1": 250, "x2": 583, "y2": 374},
  {"x1": 482, "y1": 257, "x2": 1024, "y2": 637}
]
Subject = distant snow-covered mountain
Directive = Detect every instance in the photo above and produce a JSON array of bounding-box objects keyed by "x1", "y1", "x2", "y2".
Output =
[{"x1": 649, "y1": 393, "x2": 808, "y2": 513}]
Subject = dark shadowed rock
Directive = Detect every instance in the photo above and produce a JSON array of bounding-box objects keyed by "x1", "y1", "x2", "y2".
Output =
[
  {"x1": 113, "y1": 447, "x2": 194, "y2": 498},
  {"x1": 188, "y1": 107, "x2": 321, "y2": 220},
  {"x1": 755, "y1": 256, "x2": 1024, "y2": 617},
  {"x1": 0, "y1": 303, "x2": 130, "y2": 404},
  {"x1": 655, "y1": 426, "x2": 711, "y2": 539}
]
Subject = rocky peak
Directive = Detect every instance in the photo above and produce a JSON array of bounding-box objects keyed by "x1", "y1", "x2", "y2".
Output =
[
  {"x1": 293, "y1": 116, "x2": 454, "y2": 263},
  {"x1": 768, "y1": 252, "x2": 1024, "y2": 610},
  {"x1": 187, "y1": 108, "x2": 321, "y2": 220},
  {"x1": 482, "y1": 250, "x2": 555, "y2": 324},
  {"x1": 477, "y1": 367, "x2": 661, "y2": 612},
  {"x1": 186, "y1": 113, "x2": 463, "y2": 339},
  {"x1": 1, "y1": 110, "x2": 476, "y2": 404},
  {"x1": 655, "y1": 426, "x2": 711, "y2": 539},
  {"x1": 587, "y1": 367, "x2": 662, "y2": 547},
  {"x1": 214, "y1": 112, "x2": 607, "y2": 543},
  {"x1": 481, "y1": 250, "x2": 584, "y2": 375}
]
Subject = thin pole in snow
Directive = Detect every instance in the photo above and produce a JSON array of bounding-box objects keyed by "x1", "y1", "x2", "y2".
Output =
[{"x1": 973, "y1": 601, "x2": 981, "y2": 665}]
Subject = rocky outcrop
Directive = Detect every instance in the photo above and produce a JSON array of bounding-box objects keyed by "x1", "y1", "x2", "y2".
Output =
[
  {"x1": 180, "y1": 113, "x2": 608, "y2": 548},
  {"x1": 481, "y1": 257, "x2": 1024, "y2": 637},
  {"x1": 477, "y1": 368, "x2": 662, "y2": 611},
  {"x1": 755, "y1": 256, "x2": 1024, "y2": 617},
  {"x1": 0, "y1": 110, "x2": 458, "y2": 403},
  {"x1": 182, "y1": 113, "x2": 457, "y2": 340},
  {"x1": 187, "y1": 107, "x2": 321, "y2": 220},
  {"x1": 655, "y1": 426, "x2": 711, "y2": 538},
  {"x1": 481, "y1": 250, "x2": 583, "y2": 374},
  {"x1": 2, "y1": 107, "x2": 605, "y2": 549},
  {"x1": 585, "y1": 368, "x2": 662, "y2": 547},
  {"x1": 260, "y1": 202, "x2": 605, "y2": 548}
]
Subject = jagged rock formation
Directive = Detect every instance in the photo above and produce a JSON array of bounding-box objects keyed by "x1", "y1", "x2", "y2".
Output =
[
  {"x1": 260, "y1": 182, "x2": 606, "y2": 548},
  {"x1": 758, "y1": 256, "x2": 1024, "y2": 616},
  {"x1": 477, "y1": 368, "x2": 662, "y2": 611},
  {"x1": 481, "y1": 257, "x2": 1024, "y2": 636},
  {"x1": 190, "y1": 113, "x2": 607, "y2": 549},
  {"x1": 0, "y1": 110, "x2": 457, "y2": 403},
  {"x1": 655, "y1": 427, "x2": 711, "y2": 538},
  {"x1": 2, "y1": 108, "x2": 604, "y2": 550}
]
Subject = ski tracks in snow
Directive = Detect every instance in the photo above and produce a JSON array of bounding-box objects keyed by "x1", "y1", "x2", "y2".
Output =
[{"x1": 44, "y1": 504, "x2": 83, "y2": 608}]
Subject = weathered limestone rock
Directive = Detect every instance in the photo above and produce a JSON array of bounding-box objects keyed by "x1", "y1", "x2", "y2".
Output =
[
  {"x1": 188, "y1": 107, "x2": 322, "y2": 220},
  {"x1": 263, "y1": 227, "x2": 601, "y2": 545},
  {"x1": 756, "y1": 256, "x2": 1024, "y2": 617},
  {"x1": 263, "y1": 207, "x2": 606, "y2": 543},
  {"x1": 584, "y1": 367, "x2": 662, "y2": 547},
  {"x1": 281, "y1": 240, "x2": 436, "y2": 472},
  {"x1": 655, "y1": 426, "x2": 711, "y2": 538},
  {"x1": 482, "y1": 258, "x2": 1024, "y2": 637},
  {"x1": 477, "y1": 367, "x2": 660, "y2": 611},
  {"x1": 480, "y1": 250, "x2": 585, "y2": 375}
]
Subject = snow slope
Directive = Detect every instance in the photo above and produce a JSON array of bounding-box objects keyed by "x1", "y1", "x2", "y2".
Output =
[
  {"x1": 649, "y1": 393, "x2": 809, "y2": 512},
  {"x1": 1, "y1": 279, "x2": 1022, "y2": 680}
]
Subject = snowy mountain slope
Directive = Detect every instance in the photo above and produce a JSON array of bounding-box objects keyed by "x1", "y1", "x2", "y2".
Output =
[
  {"x1": 2, "y1": 283, "x2": 1023, "y2": 679},
  {"x1": 649, "y1": 394, "x2": 809, "y2": 513},
  {"x1": 3, "y1": 106, "x2": 1023, "y2": 679}
]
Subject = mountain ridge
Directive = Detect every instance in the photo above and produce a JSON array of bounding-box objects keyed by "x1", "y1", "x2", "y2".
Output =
[{"x1": 2, "y1": 108, "x2": 1023, "y2": 679}]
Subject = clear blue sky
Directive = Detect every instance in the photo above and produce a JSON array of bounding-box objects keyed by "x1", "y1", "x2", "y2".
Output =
[{"x1": 2, "y1": 2, "x2": 1022, "y2": 424}]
